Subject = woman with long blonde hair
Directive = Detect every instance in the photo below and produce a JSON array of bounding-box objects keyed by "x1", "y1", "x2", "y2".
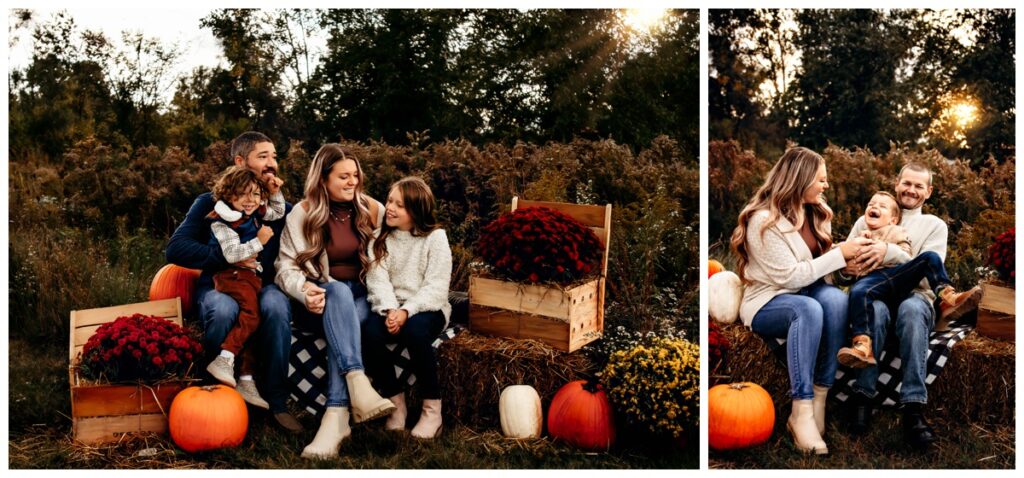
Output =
[
  {"x1": 276, "y1": 144, "x2": 396, "y2": 459},
  {"x1": 730, "y1": 146, "x2": 871, "y2": 455}
]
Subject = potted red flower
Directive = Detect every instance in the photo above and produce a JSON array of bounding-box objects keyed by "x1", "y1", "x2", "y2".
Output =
[
  {"x1": 469, "y1": 198, "x2": 612, "y2": 352},
  {"x1": 79, "y1": 313, "x2": 202, "y2": 382}
]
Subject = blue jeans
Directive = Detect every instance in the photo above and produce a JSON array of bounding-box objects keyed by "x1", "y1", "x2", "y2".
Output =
[
  {"x1": 851, "y1": 294, "x2": 934, "y2": 404},
  {"x1": 751, "y1": 280, "x2": 848, "y2": 400},
  {"x1": 849, "y1": 251, "x2": 949, "y2": 337},
  {"x1": 292, "y1": 280, "x2": 371, "y2": 408},
  {"x1": 197, "y1": 283, "x2": 292, "y2": 413}
]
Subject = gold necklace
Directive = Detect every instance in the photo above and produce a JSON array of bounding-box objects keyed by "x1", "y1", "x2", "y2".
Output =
[{"x1": 329, "y1": 208, "x2": 350, "y2": 224}]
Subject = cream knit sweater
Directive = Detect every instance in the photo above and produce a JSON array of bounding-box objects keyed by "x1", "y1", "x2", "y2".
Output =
[
  {"x1": 739, "y1": 209, "x2": 848, "y2": 326},
  {"x1": 275, "y1": 197, "x2": 384, "y2": 303},
  {"x1": 366, "y1": 229, "x2": 453, "y2": 327}
]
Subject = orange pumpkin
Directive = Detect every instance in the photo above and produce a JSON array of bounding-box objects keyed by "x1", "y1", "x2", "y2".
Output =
[
  {"x1": 546, "y1": 379, "x2": 616, "y2": 451},
  {"x1": 708, "y1": 259, "x2": 725, "y2": 278},
  {"x1": 708, "y1": 382, "x2": 775, "y2": 451},
  {"x1": 169, "y1": 385, "x2": 248, "y2": 453},
  {"x1": 150, "y1": 264, "x2": 201, "y2": 316}
]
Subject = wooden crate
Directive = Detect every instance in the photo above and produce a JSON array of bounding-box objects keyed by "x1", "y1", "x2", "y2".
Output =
[
  {"x1": 976, "y1": 282, "x2": 1015, "y2": 342},
  {"x1": 69, "y1": 298, "x2": 189, "y2": 444},
  {"x1": 469, "y1": 197, "x2": 611, "y2": 352}
]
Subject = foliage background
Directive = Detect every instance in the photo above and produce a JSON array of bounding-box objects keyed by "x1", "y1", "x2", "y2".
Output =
[{"x1": 708, "y1": 9, "x2": 1015, "y2": 291}]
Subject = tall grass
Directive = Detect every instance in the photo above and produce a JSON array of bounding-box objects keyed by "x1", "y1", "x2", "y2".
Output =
[{"x1": 9, "y1": 223, "x2": 165, "y2": 342}]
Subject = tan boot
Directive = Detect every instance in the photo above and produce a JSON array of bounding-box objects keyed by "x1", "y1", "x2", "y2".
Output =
[
  {"x1": 385, "y1": 392, "x2": 407, "y2": 431},
  {"x1": 410, "y1": 399, "x2": 443, "y2": 439},
  {"x1": 837, "y1": 335, "x2": 876, "y2": 369},
  {"x1": 937, "y1": 285, "x2": 982, "y2": 330},
  {"x1": 812, "y1": 385, "x2": 829, "y2": 436},
  {"x1": 301, "y1": 407, "x2": 351, "y2": 459},
  {"x1": 345, "y1": 370, "x2": 396, "y2": 423},
  {"x1": 787, "y1": 399, "x2": 828, "y2": 455}
]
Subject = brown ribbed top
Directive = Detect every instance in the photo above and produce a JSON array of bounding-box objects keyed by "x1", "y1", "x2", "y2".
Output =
[{"x1": 326, "y1": 201, "x2": 361, "y2": 281}]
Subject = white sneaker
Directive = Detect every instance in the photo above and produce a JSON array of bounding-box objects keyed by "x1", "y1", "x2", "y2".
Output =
[
  {"x1": 236, "y1": 379, "x2": 269, "y2": 409},
  {"x1": 206, "y1": 355, "x2": 236, "y2": 387}
]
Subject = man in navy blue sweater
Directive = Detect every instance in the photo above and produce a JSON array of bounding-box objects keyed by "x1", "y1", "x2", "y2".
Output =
[{"x1": 166, "y1": 131, "x2": 302, "y2": 433}]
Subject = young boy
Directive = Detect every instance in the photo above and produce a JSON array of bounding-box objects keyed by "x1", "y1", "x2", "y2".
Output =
[
  {"x1": 204, "y1": 166, "x2": 285, "y2": 407},
  {"x1": 837, "y1": 192, "x2": 982, "y2": 368}
]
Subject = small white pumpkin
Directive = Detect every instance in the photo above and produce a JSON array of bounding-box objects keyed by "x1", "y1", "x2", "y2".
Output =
[
  {"x1": 499, "y1": 385, "x2": 543, "y2": 439},
  {"x1": 709, "y1": 271, "x2": 743, "y2": 324}
]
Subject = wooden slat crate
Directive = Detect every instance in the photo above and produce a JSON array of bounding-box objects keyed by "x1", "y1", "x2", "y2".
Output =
[
  {"x1": 976, "y1": 282, "x2": 1015, "y2": 342},
  {"x1": 69, "y1": 298, "x2": 189, "y2": 444},
  {"x1": 469, "y1": 197, "x2": 611, "y2": 352}
]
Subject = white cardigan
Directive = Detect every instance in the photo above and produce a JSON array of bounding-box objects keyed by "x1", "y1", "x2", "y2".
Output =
[
  {"x1": 366, "y1": 229, "x2": 453, "y2": 327},
  {"x1": 275, "y1": 197, "x2": 384, "y2": 303},
  {"x1": 739, "y1": 209, "x2": 848, "y2": 326}
]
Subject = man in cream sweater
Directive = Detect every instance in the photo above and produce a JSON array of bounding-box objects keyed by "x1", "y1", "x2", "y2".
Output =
[{"x1": 841, "y1": 163, "x2": 947, "y2": 450}]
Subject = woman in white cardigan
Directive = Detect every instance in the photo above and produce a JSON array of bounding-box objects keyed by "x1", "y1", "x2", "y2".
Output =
[
  {"x1": 730, "y1": 147, "x2": 871, "y2": 455},
  {"x1": 276, "y1": 144, "x2": 396, "y2": 459}
]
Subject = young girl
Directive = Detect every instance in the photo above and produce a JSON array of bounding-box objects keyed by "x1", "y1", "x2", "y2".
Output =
[
  {"x1": 205, "y1": 166, "x2": 285, "y2": 408},
  {"x1": 364, "y1": 177, "x2": 452, "y2": 439}
]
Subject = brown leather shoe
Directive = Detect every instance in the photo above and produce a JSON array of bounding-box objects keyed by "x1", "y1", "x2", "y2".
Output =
[
  {"x1": 837, "y1": 335, "x2": 876, "y2": 369},
  {"x1": 273, "y1": 411, "x2": 305, "y2": 434},
  {"x1": 938, "y1": 286, "x2": 982, "y2": 325}
]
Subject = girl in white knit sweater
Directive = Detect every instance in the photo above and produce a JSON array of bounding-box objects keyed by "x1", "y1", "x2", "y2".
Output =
[{"x1": 365, "y1": 177, "x2": 452, "y2": 439}]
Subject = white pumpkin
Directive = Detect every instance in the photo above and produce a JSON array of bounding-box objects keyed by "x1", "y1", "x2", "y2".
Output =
[
  {"x1": 499, "y1": 385, "x2": 543, "y2": 439},
  {"x1": 709, "y1": 271, "x2": 743, "y2": 324}
]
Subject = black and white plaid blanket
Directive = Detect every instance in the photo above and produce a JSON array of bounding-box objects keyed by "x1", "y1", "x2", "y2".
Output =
[
  {"x1": 763, "y1": 318, "x2": 974, "y2": 407},
  {"x1": 287, "y1": 292, "x2": 469, "y2": 416}
]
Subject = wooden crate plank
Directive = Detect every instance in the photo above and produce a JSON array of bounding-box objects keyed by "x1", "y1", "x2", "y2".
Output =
[
  {"x1": 71, "y1": 382, "x2": 184, "y2": 418},
  {"x1": 513, "y1": 198, "x2": 608, "y2": 227},
  {"x1": 980, "y1": 283, "x2": 1015, "y2": 315},
  {"x1": 469, "y1": 276, "x2": 577, "y2": 320},
  {"x1": 73, "y1": 414, "x2": 168, "y2": 444}
]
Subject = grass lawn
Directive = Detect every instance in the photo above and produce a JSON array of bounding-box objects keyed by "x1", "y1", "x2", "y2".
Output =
[
  {"x1": 8, "y1": 339, "x2": 697, "y2": 469},
  {"x1": 710, "y1": 404, "x2": 1015, "y2": 469}
]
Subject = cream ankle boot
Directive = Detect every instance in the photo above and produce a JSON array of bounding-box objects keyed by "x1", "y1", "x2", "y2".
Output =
[
  {"x1": 385, "y1": 392, "x2": 407, "y2": 431},
  {"x1": 345, "y1": 370, "x2": 396, "y2": 423},
  {"x1": 410, "y1": 399, "x2": 443, "y2": 439},
  {"x1": 812, "y1": 385, "x2": 829, "y2": 436},
  {"x1": 787, "y1": 399, "x2": 828, "y2": 455},
  {"x1": 301, "y1": 406, "x2": 351, "y2": 459}
]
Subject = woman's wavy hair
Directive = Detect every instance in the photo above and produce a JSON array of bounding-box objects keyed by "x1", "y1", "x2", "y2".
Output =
[
  {"x1": 371, "y1": 177, "x2": 439, "y2": 267},
  {"x1": 295, "y1": 143, "x2": 375, "y2": 282},
  {"x1": 730, "y1": 146, "x2": 834, "y2": 282}
]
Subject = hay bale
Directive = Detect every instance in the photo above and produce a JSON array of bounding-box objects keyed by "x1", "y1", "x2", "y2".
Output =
[
  {"x1": 432, "y1": 331, "x2": 599, "y2": 430},
  {"x1": 718, "y1": 324, "x2": 1016, "y2": 426},
  {"x1": 714, "y1": 323, "x2": 790, "y2": 407},
  {"x1": 930, "y1": 331, "x2": 1015, "y2": 425}
]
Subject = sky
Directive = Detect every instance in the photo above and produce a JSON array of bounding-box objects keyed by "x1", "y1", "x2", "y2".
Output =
[{"x1": 9, "y1": 9, "x2": 226, "y2": 85}]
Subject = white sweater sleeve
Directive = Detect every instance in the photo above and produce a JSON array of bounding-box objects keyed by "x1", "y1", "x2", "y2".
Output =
[
  {"x1": 747, "y1": 213, "x2": 847, "y2": 290},
  {"x1": 261, "y1": 191, "x2": 286, "y2": 222},
  {"x1": 399, "y1": 230, "x2": 452, "y2": 318},
  {"x1": 275, "y1": 205, "x2": 313, "y2": 302},
  {"x1": 365, "y1": 235, "x2": 401, "y2": 316}
]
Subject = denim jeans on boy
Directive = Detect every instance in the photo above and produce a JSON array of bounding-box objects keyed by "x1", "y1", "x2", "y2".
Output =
[
  {"x1": 848, "y1": 251, "x2": 949, "y2": 338},
  {"x1": 197, "y1": 283, "x2": 293, "y2": 413},
  {"x1": 291, "y1": 280, "x2": 371, "y2": 408},
  {"x1": 750, "y1": 279, "x2": 848, "y2": 400},
  {"x1": 850, "y1": 295, "x2": 934, "y2": 404}
]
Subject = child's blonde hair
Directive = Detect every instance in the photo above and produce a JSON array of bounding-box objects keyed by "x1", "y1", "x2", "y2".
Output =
[{"x1": 872, "y1": 191, "x2": 901, "y2": 223}]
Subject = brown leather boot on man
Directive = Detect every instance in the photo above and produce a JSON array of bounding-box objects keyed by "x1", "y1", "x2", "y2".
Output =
[
  {"x1": 837, "y1": 335, "x2": 876, "y2": 369},
  {"x1": 936, "y1": 285, "x2": 983, "y2": 331}
]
